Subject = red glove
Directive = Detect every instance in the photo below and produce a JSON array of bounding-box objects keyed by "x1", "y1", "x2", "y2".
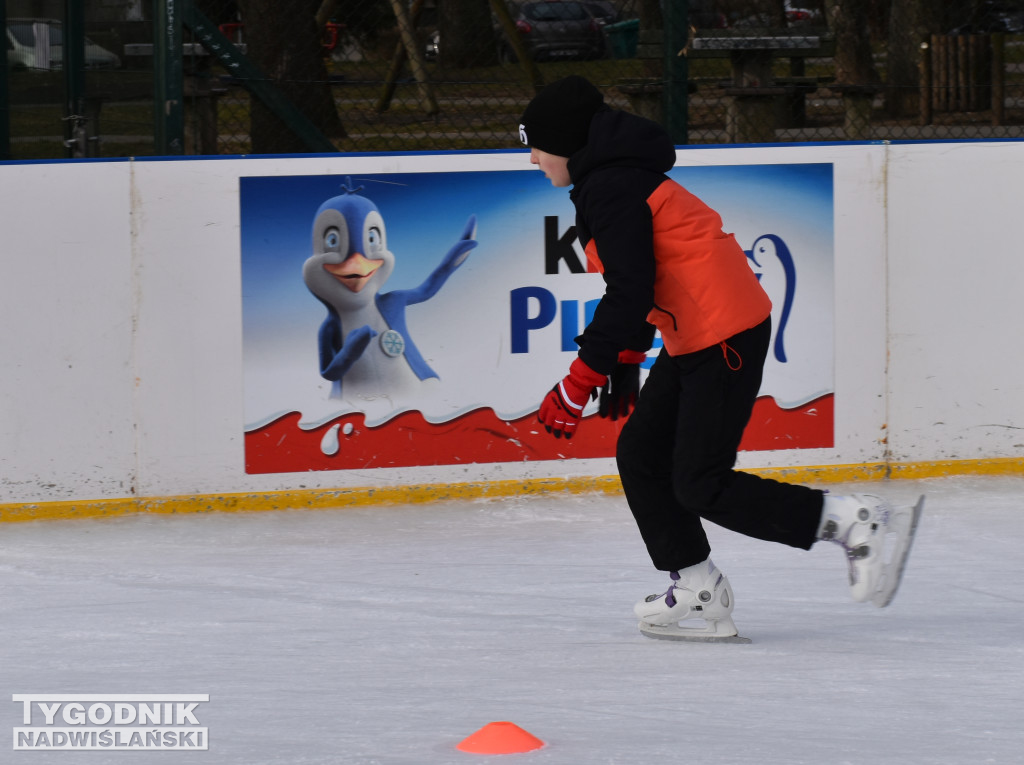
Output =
[
  {"x1": 538, "y1": 358, "x2": 607, "y2": 439},
  {"x1": 599, "y1": 350, "x2": 648, "y2": 421}
]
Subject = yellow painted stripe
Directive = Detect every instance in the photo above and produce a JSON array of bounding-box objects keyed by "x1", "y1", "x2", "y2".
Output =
[
  {"x1": 886, "y1": 457, "x2": 1024, "y2": 479},
  {"x1": 2, "y1": 458, "x2": 1022, "y2": 524}
]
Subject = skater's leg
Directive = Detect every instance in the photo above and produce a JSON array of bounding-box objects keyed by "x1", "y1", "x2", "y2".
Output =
[
  {"x1": 665, "y1": 320, "x2": 923, "y2": 606},
  {"x1": 617, "y1": 350, "x2": 710, "y2": 572},
  {"x1": 620, "y1": 352, "x2": 743, "y2": 637},
  {"x1": 625, "y1": 319, "x2": 920, "y2": 615},
  {"x1": 670, "y1": 319, "x2": 824, "y2": 550}
]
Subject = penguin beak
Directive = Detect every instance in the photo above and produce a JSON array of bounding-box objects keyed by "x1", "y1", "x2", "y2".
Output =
[{"x1": 323, "y1": 252, "x2": 383, "y2": 293}]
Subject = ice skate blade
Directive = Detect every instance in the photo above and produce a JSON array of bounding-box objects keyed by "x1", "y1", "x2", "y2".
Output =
[
  {"x1": 872, "y1": 494, "x2": 925, "y2": 608},
  {"x1": 638, "y1": 622, "x2": 752, "y2": 644}
]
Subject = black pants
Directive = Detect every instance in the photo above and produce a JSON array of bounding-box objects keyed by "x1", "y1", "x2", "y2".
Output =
[{"x1": 617, "y1": 318, "x2": 824, "y2": 572}]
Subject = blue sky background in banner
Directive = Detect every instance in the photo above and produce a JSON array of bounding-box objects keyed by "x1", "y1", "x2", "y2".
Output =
[{"x1": 240, "y1": 162, "x2": 833, "y2": 431}]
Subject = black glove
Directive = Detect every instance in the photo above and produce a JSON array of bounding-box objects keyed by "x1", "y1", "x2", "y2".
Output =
[{"x1": 598, "y1": 351, "x2": 647, "y2": 421}]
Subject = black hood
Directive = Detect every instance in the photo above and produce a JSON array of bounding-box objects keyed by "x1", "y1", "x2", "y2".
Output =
[{"x1": 568, "y1": 108, "x2": 677, "y2": 187}]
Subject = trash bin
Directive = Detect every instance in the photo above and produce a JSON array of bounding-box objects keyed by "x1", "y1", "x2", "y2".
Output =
[{"x1": 605, "y1": 19, "x2": 639, "y2": 59}]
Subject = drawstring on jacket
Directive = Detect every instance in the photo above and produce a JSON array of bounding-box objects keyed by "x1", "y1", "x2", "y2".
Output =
[{"x1": 720, "y1": 341, "x2": 742, "y2": 371}]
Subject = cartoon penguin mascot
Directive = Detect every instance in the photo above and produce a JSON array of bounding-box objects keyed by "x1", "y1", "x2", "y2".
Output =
[
  {"x1": 302, "y1": 178, "x2": 477, "y2": 401},
  {"x1": 746, "y1": 233, "x2": 796, "y2": 364}
]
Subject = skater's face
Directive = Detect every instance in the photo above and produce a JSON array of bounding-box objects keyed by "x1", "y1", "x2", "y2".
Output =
[{"x1": 530, "y1": 148, "x2": 571, "y2": 187}]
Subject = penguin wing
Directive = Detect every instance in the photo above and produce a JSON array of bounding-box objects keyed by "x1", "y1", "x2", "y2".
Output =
[
  {"x1": 395, "y1": 215, "x2": 478, "y2": 307},
  {"x1": 371, "y1": 216, "x2": 477, "y2": 382},
  {"x1": 318, "y1": 316, "x2": 376, "y2": 381}
]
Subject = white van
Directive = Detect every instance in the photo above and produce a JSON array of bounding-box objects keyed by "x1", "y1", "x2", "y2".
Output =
[{"x1": 6, "y1": 18, "x2": 121, "y2": 71}]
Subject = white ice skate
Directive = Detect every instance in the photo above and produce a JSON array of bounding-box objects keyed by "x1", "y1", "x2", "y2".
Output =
[
  {"x1": 819, "y1": 493, "x2": 925, "y2": 607},
  {"x1": 635, "y1": 559, "x2": 752, "y2": 644}
]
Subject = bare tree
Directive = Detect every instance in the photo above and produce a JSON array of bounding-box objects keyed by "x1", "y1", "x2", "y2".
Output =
[
  {"x1": 885, "y1": 0, "x2": 941, "y2": 116},
  {"x1": 236, "y1": 0, "x2": 346, "y2": 153},
  {"x1": 439, "y1": 0, "x2": 500, "y2": 67},
  {"x1": 766, "y1": 0, "x2": 786, "y2": 27},
  {"x1": 824, "y1": 0, "x2": 882, "y2": 86},
  {"x1": 638, "y1": 0, "x2": 663, "y2": 28}
]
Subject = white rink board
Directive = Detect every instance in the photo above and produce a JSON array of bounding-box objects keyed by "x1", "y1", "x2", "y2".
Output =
[
  {"x1": 0, "y1": 141, "x2": 1022, "y2": 504},
  {"x1": 0, "y1": 160, "x2": 137, "y2": 501},
  {"x1": 885, "y1": 141, "x2": 1024, "y2": 462}
]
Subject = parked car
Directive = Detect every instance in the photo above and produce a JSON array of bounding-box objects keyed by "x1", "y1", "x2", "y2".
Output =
[
  {"x1": 7, "y1": 18, "x2": 121, "y2": 71},
  {"x1": 425, "y1": 29, "x2": 440, "y2": 60},
  {"x1": 499, "y1": 0, "x2": 606, "y2": 62},
  {"x1": 582, "y1": 0, "x2": 622, "y2": 26},
  {"x1": 948, "y1": 0, "x2": 1024, "y2": 33},
  {"x1": 732, "y1": 2, "x2": 825, "y2": 29},
  {"x1": 783, "y1": 4, "x2": 822, "y2": 26}
]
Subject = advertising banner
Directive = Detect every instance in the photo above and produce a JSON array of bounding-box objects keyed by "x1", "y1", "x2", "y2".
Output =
[{"x1": 241, "y1": 162, "x2": 834, "y2": 474}]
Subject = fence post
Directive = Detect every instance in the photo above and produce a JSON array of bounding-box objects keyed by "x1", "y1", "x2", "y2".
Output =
[
  {"x1": 0, "y1": 0, "x2": 9, "y2": 160},
  {"x1": 662, "y1": 0, "x2": 689, "y2": 143},
  {"x1": 934, "y1": 34, "x2": 949, "y2": 113},
  {"x1": 63, "y1": 0, "x2": 87, "y2": 157},
  {"x1": 919, "y1": 41, "x2": 931, "y2": 126},
  {"x1": 992, "y1": 33, "x2": 1004, "y2": 126},
  {"x1": 154, "y1": 0, "x2": 185, "y2": 155}
]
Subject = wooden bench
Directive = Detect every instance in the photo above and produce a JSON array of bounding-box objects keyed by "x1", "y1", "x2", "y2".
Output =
[{"x1": 715, "y1": 74, "x2": 832, "y2": 127}]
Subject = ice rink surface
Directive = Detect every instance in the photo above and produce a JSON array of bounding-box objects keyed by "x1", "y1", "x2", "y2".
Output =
[{"x1": 2, "y1": 475, "x2": 1022, "y2": 764}]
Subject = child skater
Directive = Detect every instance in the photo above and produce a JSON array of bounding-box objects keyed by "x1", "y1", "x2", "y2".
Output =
[{"x1": 521, "y1": 76, "x2": 922, "y2": 641}]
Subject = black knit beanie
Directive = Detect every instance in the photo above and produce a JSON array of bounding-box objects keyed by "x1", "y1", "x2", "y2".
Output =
[{"x1": 518, "y1": 76, "x2": 605, "y2": 158}]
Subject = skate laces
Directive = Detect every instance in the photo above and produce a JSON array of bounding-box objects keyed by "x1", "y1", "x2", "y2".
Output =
[
  {"x1": 828, "y1": 521, "x2": 871, "y2": 562},
  {"x1": 824, "y1": 496, "x2": 885, "y2": 559},
  {"x1": 663, "y1": 570, "x2": 682, "y2": 608},
  {"x1": 826, "y1": 500, "x2": 886, "y2": 586},
  {"x1": 663, "y1": 565, "x2": 717, "y2": 609}
]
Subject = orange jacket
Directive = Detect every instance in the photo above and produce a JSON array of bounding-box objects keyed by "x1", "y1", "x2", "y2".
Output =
[
  {"x1": 583, "y1": 178, "x2": 771, "y2": 357},
  {"x1": 568, "y1": 109, "x2": 772, "y2": 372}
]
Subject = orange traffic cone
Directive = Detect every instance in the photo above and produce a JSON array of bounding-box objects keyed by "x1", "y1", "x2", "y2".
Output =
[{"x1": 456, "y1": 721, "x2": 545, "y2": 754}]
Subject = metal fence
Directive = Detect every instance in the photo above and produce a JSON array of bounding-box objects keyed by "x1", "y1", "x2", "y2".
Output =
[{"x1": 3, "y1": 0, "x2": 1024, "y2": 160}]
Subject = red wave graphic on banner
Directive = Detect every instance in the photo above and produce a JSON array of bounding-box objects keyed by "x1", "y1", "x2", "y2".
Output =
[{"x1": 244, "y1": 394, "x2": 833, "y2": 474}]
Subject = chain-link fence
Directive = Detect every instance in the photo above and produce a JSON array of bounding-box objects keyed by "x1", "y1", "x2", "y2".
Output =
[{"x1": 3, "y1": 0, "x2": 1024, "y2": 160}]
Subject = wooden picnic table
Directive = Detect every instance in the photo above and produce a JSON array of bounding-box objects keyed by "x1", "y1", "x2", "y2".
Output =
[
  {"x1": 623, "y1": 28, "x2": 835, "y2": 142},
  {"x1": 689, "y1": 32, "x2": 835, "y2": 142}
]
